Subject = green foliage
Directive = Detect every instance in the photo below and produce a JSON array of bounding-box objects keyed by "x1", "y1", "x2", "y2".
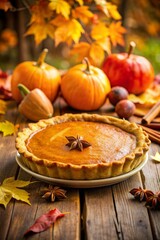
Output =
[{"x1": 134, "y1": 38, "x2": 160, "y2": 74}]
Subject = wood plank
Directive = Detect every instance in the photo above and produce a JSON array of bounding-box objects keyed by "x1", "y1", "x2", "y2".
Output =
[
  {"x1": 140, "y1": 144, "x2": 160, "y2": 239},
  {"x1": 113, "y1": 174, "x2": 153, "y2": 240},
  {"x1": 83, "y1": 187, "x2": 118, "y2": 240}
]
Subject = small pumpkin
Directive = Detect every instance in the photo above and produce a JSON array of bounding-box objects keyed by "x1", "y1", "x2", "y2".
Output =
[
  {"x1": 11, "y1": 49, "x2": 61, "y2": 102},
  {"x1": 61, "y1": 58, "x2": 111, "y2": 110},
  {"x1": 18, "y1": 84, "x2": 54, "y2": 121}
]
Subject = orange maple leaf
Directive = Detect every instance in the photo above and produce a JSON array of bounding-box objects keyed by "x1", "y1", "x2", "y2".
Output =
[
  {"x1": 25, "y1": 21, "x2": 55, "y2": 45},
  {"x1": 72, "y1": 6, "x2": 93, "y2": 24},
  {"x1": 91, "y1": 22, "x2": 109, "y2": 40},
  {"x1": 0, "y1": 0, "x2": 12, "y2": 11},
  {"x1": 54, "y1": 18, "x2": 84, "y2": 46},
  {"x1": 70, "y1": 42, "x2": 90, "y2": 62},
  {"x1": 30, "y1": 0, "x2": 53, "y2": 24},
  {"x1": 108, "y1": 21, "x2": 126, "y2": 46},
  {"x1": 70, "y1": 41, "x2": 105, "y2": 66},
  {"x1": 49, "y1": 0, "x2": 71, "y2": 19}
]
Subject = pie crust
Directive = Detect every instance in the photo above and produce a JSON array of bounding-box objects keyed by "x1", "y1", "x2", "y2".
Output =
[{"x1": 16, "y1": 113, "x2": 150, "y2": 180}]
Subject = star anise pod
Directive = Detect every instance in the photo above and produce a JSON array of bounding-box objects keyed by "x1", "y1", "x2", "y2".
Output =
[
  {"x1": 65, "y1": 135, "x2": 91, "y2": 151},
  {"x1": 145, "y1": 191, "x2": 160, "y2": 210},
  {"x1": 129, "y1": 187, "x2": 154, "y2": 202},
  {"x1": 41, "y1": 185, "x2": 67, "y2": 202}
]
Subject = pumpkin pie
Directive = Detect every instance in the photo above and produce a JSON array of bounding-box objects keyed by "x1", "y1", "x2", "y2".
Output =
[{"x1": 16, "y1": 114, "x2": 150, "y2": 180}]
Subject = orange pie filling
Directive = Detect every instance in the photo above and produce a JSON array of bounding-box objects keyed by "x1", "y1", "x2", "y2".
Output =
[{"x1": 16, "y1": 114, "x2": 150, "y2": 180}]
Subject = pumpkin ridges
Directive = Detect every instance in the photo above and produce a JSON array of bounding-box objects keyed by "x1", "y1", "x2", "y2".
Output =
[
  {"x1": 61, "y1": 61, "x2": 111, "y2": 110},
  {"x1": 11, "y1": 49, "x2": 61, "y2": 102}
]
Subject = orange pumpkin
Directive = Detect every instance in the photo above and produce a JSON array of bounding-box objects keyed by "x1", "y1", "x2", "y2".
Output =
[
  {"x1": 11, "y1": 49, "x2": 61, "y2": 102},
  {"x1": 61, "y1": 58, "x2": 111, "y2": 110}
]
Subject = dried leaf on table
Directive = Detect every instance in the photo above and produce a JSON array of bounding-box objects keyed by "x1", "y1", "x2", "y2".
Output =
[
  {"x1": 150, "y1": 152, "x2": 160, "y2": 162},
  {"x1": 0, "y1": 177, "x2": 32, "y2": 208},
  {"x1": 24, "y1": 208, "x2": 65, "y2": 235},
  {"x1": 128, "y1": 84, "x2": 160, "y2": 116},
  {"x1": 0, "y1": 120, "x2": 19, "y2": 136}
]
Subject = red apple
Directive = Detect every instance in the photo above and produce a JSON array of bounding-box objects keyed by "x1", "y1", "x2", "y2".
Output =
[{"x1": 102, "y1": 42, "x2": 154, "y2": 95}]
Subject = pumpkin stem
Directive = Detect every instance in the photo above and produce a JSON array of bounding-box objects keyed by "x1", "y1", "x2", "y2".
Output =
[
  {"x1": 127, "y1": 41, "x2": 136, "y2": 58},
  {"x1": 37, "y1": 48, "x2": 48, "y2": 67},
  {"x1": 18, "y1": 84, "x2": 30, "y2": 98},
  {"x1": 83, "y1": 57, "x2": 91, "y2": 74}
]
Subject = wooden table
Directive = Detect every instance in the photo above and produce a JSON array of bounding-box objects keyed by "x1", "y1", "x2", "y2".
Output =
[{"x1": 0, "y1": 97, "x2": 160, "y2": 240}]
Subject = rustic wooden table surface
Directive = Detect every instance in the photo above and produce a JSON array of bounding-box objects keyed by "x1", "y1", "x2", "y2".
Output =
[{"x1": 0, "y1": 97, "x2": 160, "y2": 240}]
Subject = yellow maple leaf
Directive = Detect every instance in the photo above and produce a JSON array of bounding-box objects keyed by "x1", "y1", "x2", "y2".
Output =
[
  {"x1": 0, "y1": 100, "x2": 7, "y2": 114},
  {"x1": 25, "y1": 21, "x2": 55, "y2": 45},
  {"x1": 108, "y1": 21, "x2": 126, "y2": 46},
  {"x1": 49, "y1": 0, "x2": 71, "y2": 19},
  {"x1": 89, "y1": 42, "x2": 105, "y2": 66},
  {"x1": 95, "y1": 0, "x2": 121, "y2": 20},
  {"x1": 72, "y1": 6, "x2": 93, "y2": 24},
  {"x1": 0, "y1": 120, "x2": 17, "y2": 136},
  {"x1": 95, "y1": 37, "x2": 111, "y2": 55},
  {"x1": 0, "y1": 177, "x2": 32, "y2": 208},
  {"x1": 54, "y1": 18, "x2": 84, "y2": 46},
  {"x1": 91, "y1": 22, "x2": 109, "y2": 40},
  {"x1": 106, "y1": 2, "x2": 121, "y2": 20},
  {"x1": 150, "y1": 152, "x2": 160, "y2": 163}
]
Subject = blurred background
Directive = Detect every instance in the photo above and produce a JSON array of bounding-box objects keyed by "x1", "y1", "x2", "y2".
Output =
[{"x1": 0, "y1": 0, "x2": 160, "y2": 73}]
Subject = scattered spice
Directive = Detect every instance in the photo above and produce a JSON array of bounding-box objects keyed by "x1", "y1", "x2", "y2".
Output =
[
  {"x1": 129, "y1": 187, "x2": 160, "y2": 210},
  {"x1": 145, "y1": 191, "x2": 160, "y2": 210},
  {"x1": 65, "y1": 135, "x2": 91, "y2": 151},
  {"x1": 41, "y1": 185, "x2": 67, "y2": 202},
  {"x1": 129, "y1": 187, "x2": 154, "y2": 202}
]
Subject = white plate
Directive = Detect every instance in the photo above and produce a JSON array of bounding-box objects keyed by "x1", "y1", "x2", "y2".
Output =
[{"x1": 16, "y1": 153, "x2": 148, "y2": 188}]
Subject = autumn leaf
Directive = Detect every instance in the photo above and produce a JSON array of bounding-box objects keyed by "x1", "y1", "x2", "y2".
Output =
[
  {"x1": 108, "y1": 21, "x2": 126, "y2": 47},
  {"x1": 0, "y1": 121, "x2": 18, "y2": 136},
  {"x1": 0, "y1": 177, "x2": 32, "y2": 208},
  {"x1": 89, "y1": 42, "x2": 105, "y2": 66},
  {"x1": 24, "y1": 208, "x2": 65, "y2": 235},
  {"x1": 49, "y1": 0, "x2": 71, "y2": 19},
  {"x1": 0, "y1": 100, "x2": 7, "y2": 114},
  {"x1": 95, "y1": 37, "x2": 111, "y2": 55},
  {"x1": 70, "y1": 41, "x2": 105, "y2": 66},
  {"x1": 25, "y1": 21, "x2": 55, "y2": 45},
  {"x1": 95, "y1": 1, "x2": 121, "y2": 20},
  {"x1": 30, "y1": 0, "x2": 53, "y2": 24},
  {"x1": 70, "y1": 42, "x2": 90, "y2": 62},
  {"x1": 150, "y1": 152, "x2": 160, "y2": 163},
  {"x1": 0, "y1": 0, "x2": 12, "y2": 11},
  {"x1": 91, "y1": 22, "x2": 109, "y2": 40},
  {"x1": 54, "y1": 18, "x2": 84, "y2": 46},
  {"x1": 72, "y1": 6, "x2": 93, "y2": 24}
]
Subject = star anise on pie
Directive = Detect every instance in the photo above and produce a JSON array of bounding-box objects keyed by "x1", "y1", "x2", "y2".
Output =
[
  {"x1": 65, "y1": 135, "x2": 91, "y2": 151},
  {"x1": 41, "y1": 185, "x2": 67, "y2": 202},
  {"x1": 129, "y1": 187, "x2": 154, "y2": 202}
]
